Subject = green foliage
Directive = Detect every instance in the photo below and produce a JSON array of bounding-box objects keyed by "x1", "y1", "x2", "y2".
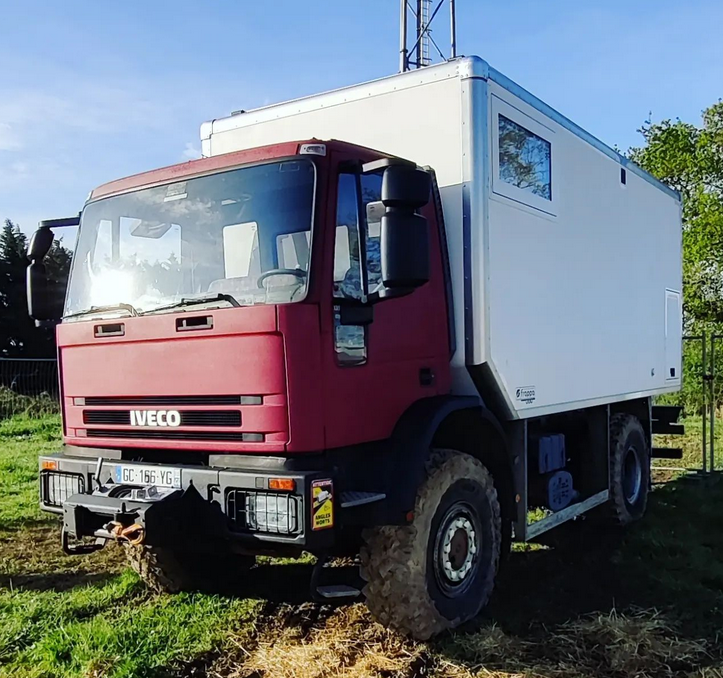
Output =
[
  {"x1": 0, "y1": 219, "x2": 72, "y2": 357},
  {"x1": 629, "y1": 102, "x2": 723, "y2": 329},
  {"x1": 0, "y1": 387, "x2": 58, "y2": 420}
]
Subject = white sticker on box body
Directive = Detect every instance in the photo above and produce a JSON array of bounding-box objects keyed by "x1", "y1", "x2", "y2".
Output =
[{"x1": 515, "y1": 386, "x2": 536, "y2": 404}]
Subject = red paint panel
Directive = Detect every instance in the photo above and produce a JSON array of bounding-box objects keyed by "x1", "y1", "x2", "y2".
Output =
[
  {"x1": 91, "y1": 142, "x2": 304, "y2": 200},
  {"x1": 58, "y1": 305, "x2": 290, "y2": 453},
  {"x1": 276, "y1": 304, "x2": 325, "y2": 452},
  {"x1": 317, "y1": 149, "x2": 452, "y2": 450},
  {"x1": 57, "y1": 304, "x2": 276, "y2": 347},
  {"x1": 62, "y1": 432, "x2": 287, "y2": 454},
  {"x1": 61, "y1": 334, "x2": 284, "y2": 397}
]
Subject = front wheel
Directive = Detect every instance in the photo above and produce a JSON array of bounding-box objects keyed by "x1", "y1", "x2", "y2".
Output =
[
  {"x1": 124, "y1": 544, "x2": 255, "y2": 593},
  {"x1": 360, "y1": 449, "x2": 501, "y2": 640}
]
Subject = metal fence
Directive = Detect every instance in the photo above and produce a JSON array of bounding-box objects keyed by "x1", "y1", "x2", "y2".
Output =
[
  {"x1": 654, "y1": 333, "x2": 723, "y2": 475},
  {"x1": 0, "y1": 358, "x2": 59, "y2": 398}
]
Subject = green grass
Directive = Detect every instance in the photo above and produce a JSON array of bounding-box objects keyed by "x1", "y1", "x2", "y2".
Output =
[
  {"x1": 655, "y1": 414, "x2": 723, "y2": 472},
  {"x1": 0, "y1": 414, "x2": 62, "y2": 529},
  {"x1": 1, "y1": 413, "x2": 723, "y2": 677},
  {"x1": 0, "y1": 414, "x2": 260, "y2": 678},
  {"x1": 2, "y1": 577, "x2": 259, "y2": 678}
]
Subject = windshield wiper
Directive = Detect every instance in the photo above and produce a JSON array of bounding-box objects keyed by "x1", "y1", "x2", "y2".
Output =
[
  {"x1": 142, "y1": 293, "x2": 240, "y2": 315},
  {"x1": 63, "y1": 303, "x2": 139, "y2": 320}
]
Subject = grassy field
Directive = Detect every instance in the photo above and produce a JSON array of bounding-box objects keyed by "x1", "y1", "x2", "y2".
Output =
[
  {"x1": 1, "y1": 415, "x2": 722, "y2": 677},
  {"x1": 655, "y1": 414, "x2": 723, "y2": 473}
]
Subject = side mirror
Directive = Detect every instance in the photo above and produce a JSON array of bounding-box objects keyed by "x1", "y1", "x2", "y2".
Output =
[
  {"x1": 28, "y1": 226, "x2": 54, "y2": 262},
  {"x1": 27, "y1": 224, "x2": 65, "y2": 325},
  {"x1": 379, "y1": 164, "x2": 431, "y2": 294},
  {"x1": 27, "y1": 260, "x2": 55, "y2": 323}
]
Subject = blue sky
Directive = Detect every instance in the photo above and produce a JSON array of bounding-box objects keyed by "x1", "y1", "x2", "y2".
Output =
[{"x1": 1, "y1": 0, "x2": 721, "y2": 241}]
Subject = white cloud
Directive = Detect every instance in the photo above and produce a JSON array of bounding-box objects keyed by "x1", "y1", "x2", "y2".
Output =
[
  {"x1": 0, "y1": 122, "x2": 21, "y2": 151},
  {"x1": 182, "y1": 142, "x2": 201, "y2": 160}
]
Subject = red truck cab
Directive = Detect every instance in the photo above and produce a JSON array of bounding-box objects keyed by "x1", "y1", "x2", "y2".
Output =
[{"x1": 55, "y1": 140, "x2": 451, "y2": 457}]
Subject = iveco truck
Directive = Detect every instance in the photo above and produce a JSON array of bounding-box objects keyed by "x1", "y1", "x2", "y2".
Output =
[{"x1": 28, "y1": 57, "x2": 682, "y2": 640}]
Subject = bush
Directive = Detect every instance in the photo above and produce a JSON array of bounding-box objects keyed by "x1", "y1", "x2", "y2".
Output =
[{"x1": 0, "y1": 386, "x2": 58, "y2": 420}]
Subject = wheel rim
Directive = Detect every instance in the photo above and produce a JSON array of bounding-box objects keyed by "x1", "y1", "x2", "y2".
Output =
[
  {"x1": 433, "y1": 502, "x2": 480, "y2": 597},
  {"x1": 622, "y1": 444, "x2": 643, "y2": 505}
]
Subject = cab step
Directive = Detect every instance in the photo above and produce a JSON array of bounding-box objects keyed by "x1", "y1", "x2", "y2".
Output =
[
  {"x1": 310, "y1": 554, "x2": 363, "y2": 603},
  {"x1": 315, "y1": 584, "x2": 362, "y2": 600},
  {"x1": 339, "y1": 491, "x2": 386, "y2": 508}
]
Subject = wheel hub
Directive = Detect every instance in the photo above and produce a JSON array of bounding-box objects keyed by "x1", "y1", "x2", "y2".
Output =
[
  {"x1": 623, "y1": 444, "x2": 643, "y2": 505},
  {"x1": 436, "y1": 506, "x2": 478, "y2": 589}
]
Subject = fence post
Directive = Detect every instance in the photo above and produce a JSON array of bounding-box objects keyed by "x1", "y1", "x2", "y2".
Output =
[{"x1": 702, "y1": 332, "x2": 708, "y2": 474}]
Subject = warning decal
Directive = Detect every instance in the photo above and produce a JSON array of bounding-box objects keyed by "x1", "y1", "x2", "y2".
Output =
[{"x1": 311, "y1": 479, "x2": 334, "y2": 531}]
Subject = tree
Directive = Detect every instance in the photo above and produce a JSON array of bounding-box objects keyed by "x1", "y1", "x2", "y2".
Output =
[
  {"x1": 0, "y1": 219, "x2": 72, "y2": 357},
  {"x1": 628, "y1": 102, "x2": 723, "y2": 328}
]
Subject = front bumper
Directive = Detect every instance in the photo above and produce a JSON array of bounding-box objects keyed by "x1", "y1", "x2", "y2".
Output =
[{"x1": 39, "y1": 452, "x2": 337, "y2": 552}]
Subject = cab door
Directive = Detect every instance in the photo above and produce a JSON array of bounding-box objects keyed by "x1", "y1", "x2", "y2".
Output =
[{"x1": 321, "y1": 152, "x2": 452, "y2": 449}]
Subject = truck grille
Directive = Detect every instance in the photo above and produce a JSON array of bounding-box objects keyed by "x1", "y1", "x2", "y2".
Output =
[
  {"x1": 86, "y1": 429, "x2": 263, "y2": 442},
  {"x1": 81, "y1": 395, "x2": 262, "y2": 406},
  {"x1": 83, "y1": 410, "x2": 242, "y2": 427}
]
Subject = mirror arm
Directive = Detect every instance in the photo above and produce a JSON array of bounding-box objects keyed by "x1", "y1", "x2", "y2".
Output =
[{"x1": 38, "y1": 215, "x2": 80, "y2": 230}]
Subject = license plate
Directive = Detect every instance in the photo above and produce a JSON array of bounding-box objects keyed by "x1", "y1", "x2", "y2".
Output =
[{"x1": 114, "y1": 464, "x2": 181, "y2": 488}]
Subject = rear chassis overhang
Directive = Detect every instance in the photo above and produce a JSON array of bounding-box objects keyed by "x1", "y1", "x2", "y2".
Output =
[{"x1": 40, "y1": 451, "x2": 337, "y2": 552}]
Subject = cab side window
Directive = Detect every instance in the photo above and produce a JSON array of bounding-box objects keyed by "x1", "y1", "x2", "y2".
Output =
[
  {"x1": 332, "y1": 171, "x2": 382, "y2": 365},
  {"x1": 360, "y1": 172, "x2": 383, "y2": 292},
  {"x1": 333, "y1": 174, "x2": 363, "y2": 301}
]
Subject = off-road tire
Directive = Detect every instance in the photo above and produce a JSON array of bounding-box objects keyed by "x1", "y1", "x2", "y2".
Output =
[
  {"x1": 609, "y1": 413, "x2": 650, "y2": 525},
  {"x1": 360, "y1": 449, "x2": 501, "y2": 640},
  {"x1": 124, "y1": 544, "x2": 254, "y2": 593}
]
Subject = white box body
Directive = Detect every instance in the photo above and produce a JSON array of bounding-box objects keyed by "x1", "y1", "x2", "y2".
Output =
[{"x1": 201, "y1": 57, "x2": 682, "y2": 420}]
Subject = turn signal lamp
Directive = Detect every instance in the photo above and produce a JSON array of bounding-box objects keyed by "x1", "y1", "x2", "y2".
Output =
[
  {"x1": 269, "y1": 478, "x2": 296, "y2": 492},
  {"x1": 41, "y1": 459, "x2": 58, "y2": 471}
]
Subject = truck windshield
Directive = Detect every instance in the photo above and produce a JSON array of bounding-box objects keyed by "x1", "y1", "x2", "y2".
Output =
[{"x1": 64, "y1": 159, "x2": 316, "y2": 318}]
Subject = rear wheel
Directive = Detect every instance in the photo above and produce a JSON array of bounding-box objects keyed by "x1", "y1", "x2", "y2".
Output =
[
  {"x1": 360, "y1": 449, "x2": 501, "y2": 640},
  {"x1": 608, "y1": 413, "x2": 650, "y2": 525},
  {"x1": 125, "y1": 544, "x2": 255, "y2": 593}
]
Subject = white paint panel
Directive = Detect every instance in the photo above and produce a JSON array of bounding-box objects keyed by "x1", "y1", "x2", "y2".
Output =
[
  {"x1": 485, "y1": 80, "x2": 682, "y2": 416},
  {"x1": 209, "y1": 75, "x2": 464, "y2": 186}
]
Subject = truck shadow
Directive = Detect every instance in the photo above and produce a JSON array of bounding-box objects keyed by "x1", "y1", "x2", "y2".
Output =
[
  {"x1": 480, "y1": 473, "x2": 723, "y2": 639},
  {"x1": 244, "y1": 474, "x2": 723, "y2": 646},
  {"x1": 217, "y1": 475, "x2": 723, "y2": 678}
]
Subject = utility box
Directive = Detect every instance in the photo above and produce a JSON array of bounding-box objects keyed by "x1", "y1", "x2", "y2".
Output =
[{"x1": 201, "y1": 56, "x2": 682, "y2": 421}]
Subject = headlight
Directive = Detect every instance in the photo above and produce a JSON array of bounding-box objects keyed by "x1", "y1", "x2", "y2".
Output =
[
  {"x1": 41, "y1": 471, "x2": 85, "y2": 508},
  {"x1": 246, "y1": 492, "x2": 300, "y2": 535},
  {"x1": 226, "y1": 490, "x2": 302, "y2": 536}
]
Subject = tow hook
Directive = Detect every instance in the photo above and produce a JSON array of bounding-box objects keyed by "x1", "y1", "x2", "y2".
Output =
[
  {"x1": 61, "y1": 527, "x2": 106, "y2": 555},
  {"x1": 107, "y1": 521, "x2": 146, "y2": 546}
]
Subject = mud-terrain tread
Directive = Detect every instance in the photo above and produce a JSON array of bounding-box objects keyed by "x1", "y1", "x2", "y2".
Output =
[
  {"x1": 124, "y1": 545, "x2": 194, "y2": 593},
  {"x1": 360, "y1": 449, "x2": 501, "y2": 640},
  {"x1": 125, "y1": 545, "x2": 254, "y2": 593},
  {"x1": 609, "y1": 413, "x2": 649, "y2": 526}
]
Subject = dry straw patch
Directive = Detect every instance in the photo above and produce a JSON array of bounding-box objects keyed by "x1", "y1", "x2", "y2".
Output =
[{"x1": 219, "y1": 605, "x2": 717, "y2": 678}]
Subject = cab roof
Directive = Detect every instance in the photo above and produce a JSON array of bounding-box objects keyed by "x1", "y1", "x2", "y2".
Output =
[{"x1": 89, "y1": 139, "x2": 385, "y2": 201}]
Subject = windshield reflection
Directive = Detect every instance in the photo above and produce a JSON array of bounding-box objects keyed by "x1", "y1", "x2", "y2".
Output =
[{"x1": 65, "y1": 159, "x2": 316, "y2": 318}]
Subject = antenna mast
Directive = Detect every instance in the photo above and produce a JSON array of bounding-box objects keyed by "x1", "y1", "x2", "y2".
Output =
[{"x1": 400, "y1": 0, "x2": 457, "y2": 72}]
